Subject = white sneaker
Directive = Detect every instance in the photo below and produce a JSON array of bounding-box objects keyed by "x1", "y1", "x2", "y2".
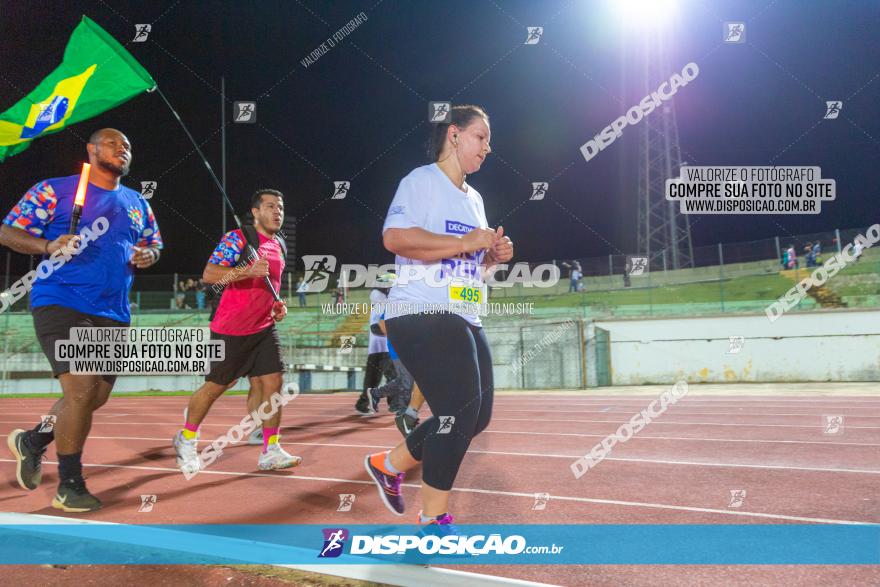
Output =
[
  {"x1": 173, "y1": 431, "x2": 201, "y2": 476},
  {"x1": 258, "y1": 443, "x2": 302, "y2": 470},
  {"x1": 247, "y1": 428, "x2": 264, "y2": 446}
]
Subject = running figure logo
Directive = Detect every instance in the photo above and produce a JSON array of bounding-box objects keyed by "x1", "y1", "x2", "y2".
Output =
[
  {"x1": 337, "y1": 494, "x2": 356, "y2": 512},
  {"x1": 823, "y1": 415, "x2": 843, "y2": 435},
  {"x1": 530, "y1": 182, "x2": 548, "y2": 201},
  {"x1": 140, "y1": 181, "x2": 157, "y2": 200},
  {"x1": 133, "y1": 24, "x2": 151, "y2": 42},
  {"x1": 723, "y1": 22, "x2": 745, "y2": 43},
  {"x1": 138, "y1": 494, "x2": 157, "y2": 512},
  {"x1": 301, "y1": 255, "x2": 336, "y2": 292},
  {"x1": 338, "y1": 336, "x2": 355, "y2": 354},
  {"x1": 437, "y1": 416, "x2": 456, "y2": 434},
  {"x1": 525, "y1": 27, "x2": 543, "y2": 45},
  {"x1": 824, "y1": 101, "x2": 842, "y2": 120},
  {"x1": 234, "y1": 102, "x2": 256, "y2": 123},
  {"x1": 429, "y1": 102, "x2": 451, "y2": 123},
  {"x1": 727, "y1": 336, "x2": 744, "y2": 354},
  {"x1": 318, "y1": 528, "x2": 349, "y2": 558},
  {"x1": 37, "y1": 415, "x2": 57, "y2": 433},
  {"x1": 332, "y1": 181, "x2": 350, "y2": 200},
  {"x1": 728, "y1": 489, "x2": 746, "y2": 508},
  {"x1": 626, "y1": 256, "x2": 648, "y2": 276},
  {"x1": 532, "y1": 492, "x2": 550, "y2": 510}
]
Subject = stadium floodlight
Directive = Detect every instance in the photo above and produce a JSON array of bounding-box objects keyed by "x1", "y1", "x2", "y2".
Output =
[{"x1": 612, "y1": 0, "x2": 679, "y2": 29}]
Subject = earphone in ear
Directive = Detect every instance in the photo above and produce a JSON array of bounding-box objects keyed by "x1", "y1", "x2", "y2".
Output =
[{"x1": 452, "y1": 133, "x2": 459, "y2": 146}]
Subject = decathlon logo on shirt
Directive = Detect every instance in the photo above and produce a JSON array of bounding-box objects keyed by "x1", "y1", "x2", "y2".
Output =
[{"x1": 445, "y1": 220, "x2": 476, "y2": 235}]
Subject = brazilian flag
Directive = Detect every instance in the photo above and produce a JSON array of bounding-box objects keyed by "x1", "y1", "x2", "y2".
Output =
[{"x1": 0, "y1": 16, "x2": 155, "y2": 162}]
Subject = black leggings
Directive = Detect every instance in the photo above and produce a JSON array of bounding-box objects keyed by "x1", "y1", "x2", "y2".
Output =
[
  {"x1": 363, "y1": 351, "x2": 394, "y2": 391},
  {"x1": 386, "y1": 313, "x2": 493, "y2": 491}
]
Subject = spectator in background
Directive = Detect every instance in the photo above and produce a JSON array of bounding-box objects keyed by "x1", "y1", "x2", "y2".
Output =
[
  {"x1": 563, "y1": 260, "x2": 581, "y2": 292},
  {"x1": 334, "y1": 286, "x2": 345, "y2": 305},
  {"x1": 185, "y1": 278, "x2": 197, "y2": 308},
  {"x1": 853, "y1": 239, "x2": 864, "y2": 262},
  {"x1": 196, "y1": 279, "x2": 206, "y2": 309},
  {"x1": 813, "y1": 240, "x2": 822, "y2": 264},
  {"x1": 804, "y1": 242, "x2": 814, "y2": 268},
  {"x1": 176, "y1": 280, "x2": 186, "y2": 309},
  {"x1": 296, "y1": 276, "x2": 308, "y2": 307},
  {"x1": 786, "y1": 245, "x2": 797, "y2": 269}
]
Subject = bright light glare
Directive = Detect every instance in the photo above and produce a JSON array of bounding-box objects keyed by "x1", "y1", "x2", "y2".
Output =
[{"x1": 612, "y1": 0, "x2": 678, "y2": 29}]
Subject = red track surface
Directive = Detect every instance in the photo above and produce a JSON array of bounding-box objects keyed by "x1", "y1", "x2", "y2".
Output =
[{"x1": 2, "y1": 392, "x2": 879, "y2": 586}]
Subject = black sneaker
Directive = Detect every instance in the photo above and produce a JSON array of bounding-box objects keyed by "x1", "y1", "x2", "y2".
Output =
[
  {"x1": 367, "y1": 388, "x2": 381, "y2": 414},
  {"x1": 52, "y1": 477, "x2": 102, "y2": 513},
  {"x1": 394, "y1": 413, "x2": 420, "y2": 438},
  {"x1": 6, "y1": 429, "x2": 45, "y2": 491},
  {"x1": 354, "y1": 394, "x2": 371, "y2": 416}
]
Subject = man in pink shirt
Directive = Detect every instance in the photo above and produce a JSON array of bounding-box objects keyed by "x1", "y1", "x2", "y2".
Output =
[{"x1": 173, "y1": 189, "x2": 301, "y2": 474}]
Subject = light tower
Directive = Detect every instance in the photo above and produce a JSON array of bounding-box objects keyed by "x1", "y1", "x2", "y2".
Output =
[{"x1": 621, "y1": 1, "x2": 694, "y2": 270}]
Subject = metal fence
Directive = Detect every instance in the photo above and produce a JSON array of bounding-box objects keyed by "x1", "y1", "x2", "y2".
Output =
[{"x1": 2, "y1": 224, "x2": 878, "y2": 316}]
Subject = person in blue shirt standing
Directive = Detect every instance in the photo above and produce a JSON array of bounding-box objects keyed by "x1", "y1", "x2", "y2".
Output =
[{"x1": 1, "y1": 128, "x2": 163, "y2": 512}]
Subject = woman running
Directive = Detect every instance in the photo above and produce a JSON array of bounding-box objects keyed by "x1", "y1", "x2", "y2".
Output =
[{"x1": 365, "y1": 105, "x2": 514, "y2": 531}]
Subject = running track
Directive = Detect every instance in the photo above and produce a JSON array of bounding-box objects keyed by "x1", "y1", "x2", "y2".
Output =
[{"x1": 1, "y1": 390, "x2": 879, "y2": 586}]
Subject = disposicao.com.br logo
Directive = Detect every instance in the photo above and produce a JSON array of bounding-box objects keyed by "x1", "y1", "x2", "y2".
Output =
[{"x1": 317, "y1": 527, "x2": 563, "y2": 558}]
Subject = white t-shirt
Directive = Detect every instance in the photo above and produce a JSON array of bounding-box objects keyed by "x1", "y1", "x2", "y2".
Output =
[
  {"x1": 367, "y1": 289, "x2": 388, "y2": 354},
  {"x1": 382, "y1": 163, "x2": 489, "y2": 326}
]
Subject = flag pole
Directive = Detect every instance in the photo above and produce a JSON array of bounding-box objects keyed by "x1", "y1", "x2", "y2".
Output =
[
  {"x1": 154, "y1": 86, "x2": 281, "y2": 302},
  {"x1": 221, "y1": 76, "x2": 227, "y2": 235}
]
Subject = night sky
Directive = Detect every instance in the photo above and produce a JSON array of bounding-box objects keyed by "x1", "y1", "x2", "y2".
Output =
[{"x1": 1, "y1": 0, "x2": 878, "y2": 278}]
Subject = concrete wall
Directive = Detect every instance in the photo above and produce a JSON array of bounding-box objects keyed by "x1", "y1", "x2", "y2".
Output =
[
  {"x1": 594, "y1": 308, "x2": 880, "y2": 385},
  {"x1": 3, "y1": 310, "x2": 877, "y2": 393},
  {"x1": 0, "y1": 349, "x2": 371, "y2": 395}
]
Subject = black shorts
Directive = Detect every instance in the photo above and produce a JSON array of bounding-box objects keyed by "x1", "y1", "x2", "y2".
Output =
[
  {"x1": 206, "y1": 325, "x2": 284, "y2": 385},
  {"x1": 33, "y1": 304, "x2": 130, "y2": 385}
]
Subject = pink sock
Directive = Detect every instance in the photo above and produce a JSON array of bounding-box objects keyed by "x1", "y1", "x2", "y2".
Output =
[
  {"x1": 262, "y1": 427, "x2": 279, "y2": 454},
  {"x1": 181, "y1": 421, "x2": 199, "y2": 439}
]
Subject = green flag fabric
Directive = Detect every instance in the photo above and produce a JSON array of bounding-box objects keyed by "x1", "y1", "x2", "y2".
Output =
[{"x1": 0, "y1": 16, "x2": 155, "y2": 161}]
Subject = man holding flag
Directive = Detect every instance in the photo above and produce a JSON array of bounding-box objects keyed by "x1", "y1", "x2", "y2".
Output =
[
  {"x1": 0, "y1": 15, "x2": 159, "y2": 513},
  {"x1": 2, "y1": 128, "x2": 163, "y2": 512}
]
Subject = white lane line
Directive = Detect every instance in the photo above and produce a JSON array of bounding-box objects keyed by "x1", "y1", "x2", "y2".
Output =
[
  {"x1": 2, "y1": 420, "x2": 880, "y2": 445},
  {"x1": 3, "y1": 412, "x2": 880, "y2": 429},
  {"x1": 0, "y1": 459, "x2": 871, "y2": 526},
  {"x1": 34, "y1": 406, "x2": 880, "y2": 418},
  {"x1": 484, "y1": 430, "x2": 880, "y2": 447},
  {"x1": 75, "y1": 435, "x2": 880, "y2": 475},
  {"x1": 491, "y1": 417, "x2": 880, "y2": 430}
]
